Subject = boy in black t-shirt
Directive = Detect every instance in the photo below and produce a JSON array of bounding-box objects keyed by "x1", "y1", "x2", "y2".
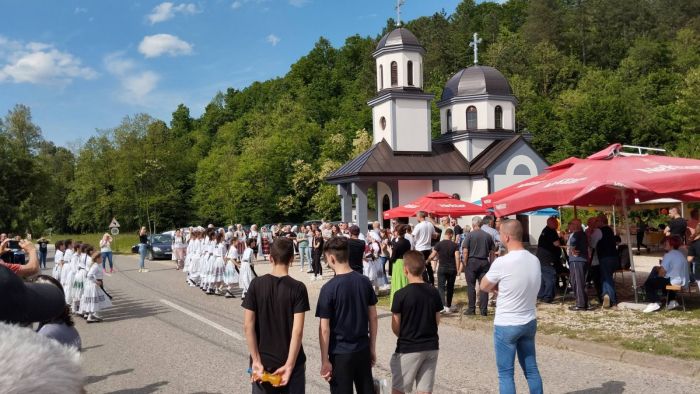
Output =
[
  {"x1": 243, "y1": 238, "x2": 310, "y2": 393},
  {"x1": 316, "y1": 236, "x2": 378, "y2": 394},
  {"x1": 390, "y1": 250, "x2": 443, "y2": 394}
]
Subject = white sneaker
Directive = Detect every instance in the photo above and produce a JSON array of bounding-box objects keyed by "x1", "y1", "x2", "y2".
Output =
[
  {"x1": 666, "y1": 300, "x2": 679, "y2": 310},
  {"x1": 643, "y1": 303, "x2": 661, "y2": 313},
  {"x1": 440, "y1": 307, "x2": 451, "y2": 314}
]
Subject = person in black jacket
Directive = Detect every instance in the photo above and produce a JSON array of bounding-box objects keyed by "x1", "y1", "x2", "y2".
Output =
[{"x1": 596, "y1": 216, "x2": 619, "y2": 308}]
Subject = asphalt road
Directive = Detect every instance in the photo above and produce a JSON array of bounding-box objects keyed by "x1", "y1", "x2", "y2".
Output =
[{"x1": 43, "y1": 253, "x2": 697, "y2": 394}]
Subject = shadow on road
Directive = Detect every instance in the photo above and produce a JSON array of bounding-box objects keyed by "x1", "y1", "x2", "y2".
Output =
[
  {"x1": 100, "y1": 290, "x2": 170, "y2": 322},
  {"x1": 86, "y1": 368, "x2": 134, "y2": 384},
  {"x1": 105, "y1": 381, "x2": 169, "y2": 394},
  {"x1": 566, "y1": 380, "x2": 626, "y2": 394}
]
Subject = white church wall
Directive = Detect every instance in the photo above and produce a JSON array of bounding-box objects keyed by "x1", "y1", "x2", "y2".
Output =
[
  {"x1": 486, "y1": 100, "x2": 516, "y2": 130},
  {"x1": 443, "y1": 101, "x2": 489, "y2": 131},
  {"x1": 372, "y1": 101, "x2": 393, "y2": 146},
  {"x1": 470, "y1": 138, "x2": 493, "y2": 161},
  {"x1": 395, "y1": 98, "x2": 431, "y2": 152},
  {"x1": 452, "y1": 140, "x2": 469, "y2": 161},
  {"x1": 469, "y1": 179, "x2": 489, "y2": 203},
  {"x1": 398, "y1": 180, "x2": 433, "y2": 225},
  {"x1": 488, "y1": 142, "x2": 548, "y2": 191},
  {"x1": 527, "y1": 216, "x2": 547, "y2": 245}
]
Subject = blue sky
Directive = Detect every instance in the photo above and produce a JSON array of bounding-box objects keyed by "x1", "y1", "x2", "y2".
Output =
[{"x1": 0, "y1": 0, "x2": 469, "y2": 146}]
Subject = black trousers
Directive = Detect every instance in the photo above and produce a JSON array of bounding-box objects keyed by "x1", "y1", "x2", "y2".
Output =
[
  {"x1": 312, "y1": 252, "x2": 323, "y2": 276},
  {"x1": 420, "y1": 250, "x2": 434, "y2": 285},
  {"x1": 328, "y1": 348, "x2": 374, "y2": 394},
  {"x1": 251, "y1": 363, "x2": 305, "y2": 394},
  {"x1": 465, "y1": 259, "x2": 490, "y2": 313},
  {"x1": 437, "y1": 270, "x2": 456, "y2": 307}
]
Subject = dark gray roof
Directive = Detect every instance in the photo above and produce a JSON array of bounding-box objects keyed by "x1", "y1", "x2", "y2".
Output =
[
  {"x1": 469, "y1": 136, "x2": 523, "y2": 174},
  {"x1": 375, "y1": 28, "x2": 422, "y2": 51},
  {"x1": 326, "y1": 139, "x2": 469, "y2": 182},
  {"x1": 440, "y1": 66, "x2": 513, "y2": 101}
]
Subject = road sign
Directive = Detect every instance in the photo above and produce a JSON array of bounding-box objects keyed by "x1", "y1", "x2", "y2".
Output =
[
  {"x1": 109, "y1": 217, "x2": 121, "y2": 228},
  {"x1": 110, "y1": 227, "x2": 119, "y2": 236}
]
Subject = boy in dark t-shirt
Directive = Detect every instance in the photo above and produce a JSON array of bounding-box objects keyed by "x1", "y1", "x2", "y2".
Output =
[
  {"x1": 390, "y1": 250, "x2": 443, "y2": 394},
  {"x1": 243, "y1": 238, "x2": 310, "y2": 393},
  {"x1": 316, "y1": 236, "x2": 378, "y2": 394}
]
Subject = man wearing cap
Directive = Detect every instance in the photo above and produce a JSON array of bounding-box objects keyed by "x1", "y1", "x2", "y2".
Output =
[
  {"x1": 0, "y1": 239, "x2": 40, "y2": 278},
  {"x1": 347, "y1": 225, "x2": 366, "y2": 274}
]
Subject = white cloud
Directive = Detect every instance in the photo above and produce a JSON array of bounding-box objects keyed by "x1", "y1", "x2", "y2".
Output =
[
  {"x1": 0, "y1": 36, "x2": 97, "y2": 85},
  {"x1": 289, "y1": 0, "x2": 309, "y2": 7},
  {"x1": 266, "y1": 34, "x2": 280, "y2": 46},
  {"x1": 231, "y1": 1, "x2": 243, "y2": 9},
  {"x1": 147, "y1": 2, "x2": 200, "y2": 24},
  {"x1": 231, "y1": 0, "x2": 271, "y2": 10},
  {"x1": 103, "y1": 52, "x2": 160, "y2": 104},
  {"x1": 138, "y1": 34, "x2": 193, "y2": 58},
  {"x1": 74, "y1": 7, "x2": 88, "y2": 14}
]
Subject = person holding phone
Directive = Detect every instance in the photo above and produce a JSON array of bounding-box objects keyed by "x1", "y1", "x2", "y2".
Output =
[
  {"x1": 137, "y1": 227, "x2": 149, "y2": 273},
  {"x1": 0, "y1": 239, "x2": 40, "y2": 277}
]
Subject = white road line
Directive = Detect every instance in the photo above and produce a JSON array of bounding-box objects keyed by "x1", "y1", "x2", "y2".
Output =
[{"x1": 159, "y1": 299, "x2": 244, "y2": 341}]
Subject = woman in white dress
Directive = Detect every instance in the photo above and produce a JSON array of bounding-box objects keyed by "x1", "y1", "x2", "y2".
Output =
[
  {"x1": 201, "y1": 229, "x2": 217, "y2": 292},
  {"x1": 52, "y1": 240, "x2": 65, "y2": 280},
  {"x1": 187, "y1": 230, "x2": 203, "y2": 287},
  {"x1": 81, "y1": 251, "x2": 112, "y2": 322},
  {"x1": 235, "y1": 224, "x2": 247, "y2": 256},
  {"x1": 238, "y1": 238, "x2": 258, "y2": 299},
  {"x1": 223, "y1": 236, "x2": 239, "y2": 298},
  {"x1": 248, "y1": 224, "x2": 261, "y2": 261}
]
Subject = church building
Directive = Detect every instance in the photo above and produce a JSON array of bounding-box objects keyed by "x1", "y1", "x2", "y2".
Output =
[{"x1": 326, "y1": 27, "x2": 549, "y2": 243}]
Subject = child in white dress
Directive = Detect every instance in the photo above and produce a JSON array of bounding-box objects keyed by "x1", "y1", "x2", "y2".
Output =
[
  {"x1": 238, "y1": 238, "x2": 258, "y2": 299},
  {"x1": 187, "y1": 231, "x2": 203, "y2": 287},
  {"x1": 61, "y1": 241, "x2": 79, "y2": 306},
  {"x1": 81, "y1": 251, "x2": 112, "y2": 323},
  {"x1": 71, "y1": 244, "x2": 92, "y2": 316},
  {"x1": 223, "y1": 237, "x2": 240, "y2": 298},
  {"x1": 209, "y1": 232, "x2": 226, "y2": 295},
  {"x1": 52, "y1": 240, "x2": 65, "y2": 281}
]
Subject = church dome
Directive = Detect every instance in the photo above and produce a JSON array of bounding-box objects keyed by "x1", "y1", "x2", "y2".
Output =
[
  {"x1": 374, "y1": 28, "x2": 423, "y2": 53},
  {"x1": 440, "y1": 66, "x2": 512, "y2": 101}
]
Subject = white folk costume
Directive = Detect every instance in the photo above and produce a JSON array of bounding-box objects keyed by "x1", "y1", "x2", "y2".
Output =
[
  {"x1": 71, "y1": 253, "x2": 89, "y2": 313},
  {"x1": 81, "y1": 262, "x2": 112, "y2": 318},
  {"x1": 223, "y1": 245, "x2": 239, "y2": 286},
  {"x1": 363, "y1": 240, "x2": 386, "y2": 288},
  {"x1": 52, "y1": 249, "x2": 64, "y2": 280},
  {"x1": 200, "y1": 238, "x2": 215, "y2": 291},
  {"x1": 238, "y1": 247, "x2": 255, "y2": 298},
  {"x1": 209, "y1": 241, "x2": 226, "y2": 288},
  {"x1": 187, "y1": 238, "x2": 202, "y2": 286},
  {"x1": 61, "y1": 249, "x2": 76, "y2": 305}
]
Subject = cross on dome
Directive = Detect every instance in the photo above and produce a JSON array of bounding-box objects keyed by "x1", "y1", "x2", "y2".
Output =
[
  {"x1": 395, "y1": 0, "x2": 405, "y2": 27},
  {"x1": 469, "y1": 32, "x2": 482, "y2": 65}
]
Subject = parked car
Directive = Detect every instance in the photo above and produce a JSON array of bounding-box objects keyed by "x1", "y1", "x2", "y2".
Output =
[{"x1": 131, "y1": 233, "x2": 173, "y2": 260}]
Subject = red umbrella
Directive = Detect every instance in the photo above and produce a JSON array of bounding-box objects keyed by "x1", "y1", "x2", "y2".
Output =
[
  {"x1": 491, "y1": 144, "x2": 700, "y2": 217},
  {"x1": 383, "y1": 192, "x2": 486, "y2": 219}
]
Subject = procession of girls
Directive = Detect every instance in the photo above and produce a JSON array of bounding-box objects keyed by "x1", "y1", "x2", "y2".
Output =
[
  {"x1": 51, "y1": 239, "x2": 112, "y2": 323},
  {"x1": 178, "y1": 226, "x2": 257, "y2": 299}
]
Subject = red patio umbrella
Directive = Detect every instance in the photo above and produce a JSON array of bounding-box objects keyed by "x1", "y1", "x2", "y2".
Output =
[
  {"x1": 490, "y1": 144, "x2": 700, "y2": 217},
  {"x1": 383, "y1": 191, "x2": 486, "y2": 219}
]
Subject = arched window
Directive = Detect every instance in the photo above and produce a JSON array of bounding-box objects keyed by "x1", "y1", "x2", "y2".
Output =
[
  {"x1": 467, "y1": 106, "x2": 477, "y2": 130},
  {"x1": 390, "y1": 61, "x2": 398, "y2": 87},
  {"x1": 495, "y1": 105, "x2": 503, "y2": 129},
  {"x1": 407, "y1": 61, "x2": 413, "y2": 86},
  {"x1": 446, "y1": 109, "x2": 452, "y2": 132},
  {"x1": 379, "y1": 65, "x2": 383, "y2": 90},
  {"x1": 380, "y1": 116, "x2": 387, "y2": 130}
]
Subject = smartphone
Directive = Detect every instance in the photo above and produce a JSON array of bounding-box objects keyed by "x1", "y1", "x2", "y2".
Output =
[{"x1": 7, "y1": 240, "x2": 20, "y2": 250}]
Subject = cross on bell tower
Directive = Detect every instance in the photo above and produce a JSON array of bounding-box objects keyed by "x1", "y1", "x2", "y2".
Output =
[
  {"x1": 469, "y1": 32, "x2": 482, "y2": 65},
  {"x1": 395, "y1": 0, "x2": 405, "y2": 27}
]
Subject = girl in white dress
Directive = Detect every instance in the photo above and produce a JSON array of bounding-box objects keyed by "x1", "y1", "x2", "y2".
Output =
[
  {"x1": 223, "y1": 236, "x2": 239, "y2": 298},
  {"x1": 187, "y1": 230, "x2": 203, "y2": 287},
  {"x1": 238, "y1": 238, "x2": 258, "y2": 299},
  {"x1": 200, "y1": 230, "x2": 216, "y2": 292},
  {"x1": 173, "y1": 229, "x2": 186, "y2": 270},
  {"x1": 183, "y1": 229, "x2": 196, "y2": 275},
  {"x1": 209, "y1": 231, "x2": 226, "y2": 295},
  {"x1": 52, "y1": 240, "x2": 65, "y2": 280},
  {"x1": 81, "y1": 251, "x2": 112, "y2": 323},
  {"x1": 71, "y1": 244, "x2": 92, "y2": 316},
  {"x1": 61, "y1": 241, "x2": 78, "y2": 306}
]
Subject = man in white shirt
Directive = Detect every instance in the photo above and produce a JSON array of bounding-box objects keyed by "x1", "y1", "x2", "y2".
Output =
[
  {"x1": 413, "y1": 211, "x2": 436, "y2": 285},
  {"x1": 480, "y1": 219, "x2": 543, "y2": 394}
]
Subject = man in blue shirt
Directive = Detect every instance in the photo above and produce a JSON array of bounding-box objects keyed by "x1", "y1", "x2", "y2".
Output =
[{"x1": 567, "y1": 219, "x2": 589, "y2": 311}]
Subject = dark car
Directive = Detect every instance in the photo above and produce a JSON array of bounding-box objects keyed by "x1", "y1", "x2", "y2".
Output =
[{"x1": 131, "y1": 233, "x2": 173, "y2": 260}]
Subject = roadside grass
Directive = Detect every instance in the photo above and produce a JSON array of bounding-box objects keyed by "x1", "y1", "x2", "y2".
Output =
[
  {"x1": 378, "y1": 283, "x2": 700, "y2": 360},
  {"x1": 47, "y1": 233, "x2": 139, "y2": 254}
]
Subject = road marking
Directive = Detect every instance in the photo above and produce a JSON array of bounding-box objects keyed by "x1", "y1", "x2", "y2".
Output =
[{"x1": 159, "y1": 299, "x2": 244, "y2": 341}]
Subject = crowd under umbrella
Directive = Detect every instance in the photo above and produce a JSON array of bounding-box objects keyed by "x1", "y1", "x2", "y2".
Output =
[
  {"x1": 481, "y1": 143, "x2": 700, "y2": 303},
  {"x1": 383, "y1": 191, "x2": 487, "y2": 219}
]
